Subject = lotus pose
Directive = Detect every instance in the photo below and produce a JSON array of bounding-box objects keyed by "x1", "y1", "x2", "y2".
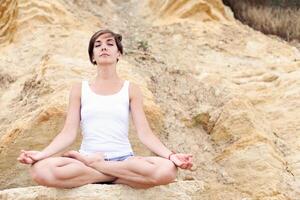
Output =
[{"x1": 17, "y1": 29, "x2": 193, "y2": 189}]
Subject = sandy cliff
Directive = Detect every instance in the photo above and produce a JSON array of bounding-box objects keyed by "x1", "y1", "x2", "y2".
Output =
[{"x1": 0, "y1": 0, "x2": 299, "y2": 199}]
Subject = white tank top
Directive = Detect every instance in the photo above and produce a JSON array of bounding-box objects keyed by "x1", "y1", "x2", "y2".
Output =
[{"x1": 79, "y1": 80, "x2": 134, "y2": 159}]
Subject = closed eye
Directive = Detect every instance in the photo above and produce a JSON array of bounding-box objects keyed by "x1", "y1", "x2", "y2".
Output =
[{"x1": 94, "y1": 43, "x2": 113, "y2": 47}]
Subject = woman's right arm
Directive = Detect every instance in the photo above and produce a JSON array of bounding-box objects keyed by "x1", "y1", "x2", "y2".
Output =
[
  {"x1": 18, "y1": 83, "x2": 82, "y2": 163},
  {"x1": 39, "y1": 82, "x2": 82, "y2": 158}
]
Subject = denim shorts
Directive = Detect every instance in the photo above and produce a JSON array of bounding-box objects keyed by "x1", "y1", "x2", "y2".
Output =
[
  {"x1": 92, "y1": 152, "x2": 134, "y2": 185},
  {"x1": 104, "y1": 152, "x2": 134, "y2": 161}
]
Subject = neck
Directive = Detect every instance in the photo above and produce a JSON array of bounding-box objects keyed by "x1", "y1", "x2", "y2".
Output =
[{"x1": 95, "y1": 63, "x2": 120, "y2": 82}]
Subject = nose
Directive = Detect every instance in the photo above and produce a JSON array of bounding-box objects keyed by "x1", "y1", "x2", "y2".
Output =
[{"x1": 100, "y1": 43, "x2": 109, "y2": 51}]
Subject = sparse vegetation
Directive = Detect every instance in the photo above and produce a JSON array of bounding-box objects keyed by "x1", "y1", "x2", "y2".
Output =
[
  {"x1": 137, "y1": 40, "x2": 149, "y2": 51},
  {"x1": 223, "y1": 0, "x2": 300, "y2": 41}
]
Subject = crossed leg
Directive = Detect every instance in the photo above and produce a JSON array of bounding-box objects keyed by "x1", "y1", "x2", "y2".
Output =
[
  {"x1": 87, "y1": 156, "x2": 178, "y2": 189},
  {"x1": 30, "y1": 157, "x2": 116, "y2": 188},
  {"x1": 30, "y1": 152, "x2": 177, "y2": 189},
  {"x1": 61, "y1": 151, "x2": 178, "y2": 188}
]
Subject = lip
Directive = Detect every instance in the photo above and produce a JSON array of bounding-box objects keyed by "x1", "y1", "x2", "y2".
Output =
[{"x1": 100, "y1": 53, "x2": 110, "y2": 56}]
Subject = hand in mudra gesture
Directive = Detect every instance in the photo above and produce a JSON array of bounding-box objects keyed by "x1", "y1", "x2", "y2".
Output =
[
  {"x1": 17, "y1": 150, "x2": 45, "y2": 165},
  {"x1": 169, "y1": 153, "x2": 193, "y2": 170}
]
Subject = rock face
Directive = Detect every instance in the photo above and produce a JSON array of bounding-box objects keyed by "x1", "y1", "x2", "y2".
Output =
[
  {"x1": 148, "y1": 0, "x2": 234, "y2": 23},
  {"x1": 0, "y1": 0, "x2": 18, "y2": 45},
  {"x1": 0, "y1": 181, "x2": 205, "y2": 200},
  {"x1": 0, "y1": 0, "x2": 299, "y2": 199}
]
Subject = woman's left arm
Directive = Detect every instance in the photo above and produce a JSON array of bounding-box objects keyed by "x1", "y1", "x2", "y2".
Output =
[
  {"x1": 129, "y1": 83, "x2": 173, "y2": 159},
  {"x1": 129, "y1": 83, "x2": 193, "y2": 169}
]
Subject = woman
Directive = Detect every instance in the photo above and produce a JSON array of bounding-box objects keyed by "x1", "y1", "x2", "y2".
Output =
[{"x1": 17, "y1": 29, "x2": 193, "y2": 189}]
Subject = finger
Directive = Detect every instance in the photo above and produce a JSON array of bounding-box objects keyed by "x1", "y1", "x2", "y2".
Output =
[
  {"x1": 18, "y1": 154, "x2": 25, "y2": 161},
  {"x1": 20, "y1": 153, "x2": 26, "y2": 157},
  {"x1": 174, "y1": 159, "x2": 183, "y2": 166},
  {"x1": 17, "y1": 156, "x2": 23, "y2": 163},
  {"x1": 187, "y1": 163, "x2": 193, "y2": 170},
  {"x1": 25, "y1": 157, "x2": 34, "y2": 164},
  {"x1": 21, "y1": 153, "x2": 30, "y2": 160},
  {"x1": 182, "y1": 155, "x2": 191, "y2": 162},
  {"x1": 18, "y1": 159, "x2": 26, "y2": 164},
  {"x1": 185, "y1": 161, "x2": 192, "y2": 168},
  {"x1": 182, "y1": 165, "x2": 189, "y2": 169},
  {"x1": 179, "y1": 157, "x2": 187, "y2": 162},
  {"x1": 18, "y1": 154, "x2": 27, "y2": 163},
  {"x1": 180, "y1": 163, "x2": 188, "y2": 169},
  {"x1": 25, "y1": 151, "x2": 36, "y2": 157},
  {"x1": 24, "y1": 157, "x2": 30, "y2": 163},
  {"x1": 19, "y1": 157, "x2": 28, "y2": 164},
  {"x1": 20, "y1": 150, "x2": 27, "y2": 157}
]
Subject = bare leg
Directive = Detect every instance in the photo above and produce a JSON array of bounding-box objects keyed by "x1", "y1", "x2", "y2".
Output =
[
  {"x1": 61, "y1": 151, "x2": 159, "y2": 188},
  {"x1": 88, "y1": 156, "x2": 177, "y2": 187},
  {"x1": 30, "y1": 156, "x2": 116, "y2": 189},
  {"x1": 62, "y1": 150, "x2": 104, "y2": 166}
]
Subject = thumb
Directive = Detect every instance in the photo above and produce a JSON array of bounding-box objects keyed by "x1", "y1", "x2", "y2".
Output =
[{"x1": 172, "y1": 156, "x2": 183, "y2": 166}]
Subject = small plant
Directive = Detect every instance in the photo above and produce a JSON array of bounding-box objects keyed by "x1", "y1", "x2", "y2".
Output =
[{"x1": 137, "y1": 40, "x2": 149, "y2": 51}]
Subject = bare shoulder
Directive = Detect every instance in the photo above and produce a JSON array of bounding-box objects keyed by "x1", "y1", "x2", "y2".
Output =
[
  {"x1": 69, "y1": 82, "x2": 82, "y2": 99},
  {"x1": 128, "y1": 82, "x2": 143, "y2": 101}
]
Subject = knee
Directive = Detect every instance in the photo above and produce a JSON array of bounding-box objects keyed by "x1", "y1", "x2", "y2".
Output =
[
  {"x1": 30, "y1": 160, "x2": 54, "y2": 185},
  {"x1": 152, "y1": 160, "x2": 177, "y2": 185}
]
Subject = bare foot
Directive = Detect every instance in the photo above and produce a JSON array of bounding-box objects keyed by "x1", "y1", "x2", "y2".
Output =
[
  {"x1": 86, "y1": 152, "x2": 105, "y2": 165},
  {"x1": 63, "y1": 150, "x2": 104, "y2": 166},
  {"x1": 62, "y1": 150, "x2": 86, "y2": 163}
]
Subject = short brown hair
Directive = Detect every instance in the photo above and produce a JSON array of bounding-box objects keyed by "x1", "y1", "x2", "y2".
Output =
[{"x1": 88, "y1": 29, "x2": 123, "y2": 65}]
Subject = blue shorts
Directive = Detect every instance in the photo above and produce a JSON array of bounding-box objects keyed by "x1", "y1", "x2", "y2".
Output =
[
  {"x1": 92, "y1": 152, "x2": 134, "y2": 185},
  {"x1": 104, "y1": 152, "x2": 134, "y2": 161}
]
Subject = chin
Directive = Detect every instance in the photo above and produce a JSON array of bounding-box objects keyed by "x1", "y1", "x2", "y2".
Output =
[{"x1": 98, "y1": 60, "x2": 115, "y2": 65}]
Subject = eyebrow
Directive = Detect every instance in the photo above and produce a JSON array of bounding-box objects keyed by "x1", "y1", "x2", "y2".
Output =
[{"x1": 95, "y1": 38, "x2": 114, "y2": 43}]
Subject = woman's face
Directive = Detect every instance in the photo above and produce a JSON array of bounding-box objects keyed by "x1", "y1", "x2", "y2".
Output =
[{"x1": 93, "y1": 33, "x2": 120, "y2": 65}]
